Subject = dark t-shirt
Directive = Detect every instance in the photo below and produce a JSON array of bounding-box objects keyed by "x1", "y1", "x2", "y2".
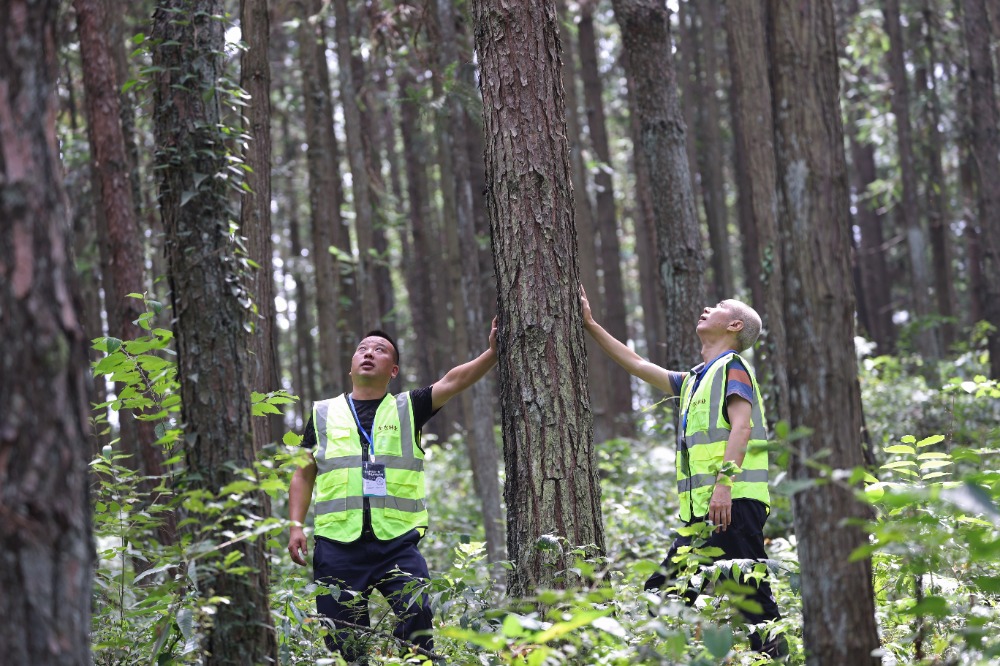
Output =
[{"x1": 300, "y1": 385, "x2": 437, "y2": 450}]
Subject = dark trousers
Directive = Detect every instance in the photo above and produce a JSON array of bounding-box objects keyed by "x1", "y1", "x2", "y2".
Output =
[
  {"x1": 645, "y1": 499, "x2": 781, "y2": 652},
  {"x1": 313, "y1": 530, "x2": 433, "y2": 662}
]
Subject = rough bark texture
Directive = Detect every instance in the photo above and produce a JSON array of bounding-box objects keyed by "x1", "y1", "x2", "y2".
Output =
[
  {"x1": 559, "y1": 6, "x2": 614, "y2": 442},
  {"x1": 334, "y1": 0, "x2": 382, "y2": 328},
  {"x1": 471, "y1": 0, "x2": 606, "y2": 598},
  {"x1": 723, "y1": 0, "x2": 789, "y2": 423},
  {"x1": 433, "y1": 0, "x2": 504, "y2": 565},
  {"x1": 613, "y1": 0, "x2": 705, "y2": 372},
  {"x1": 883, "y1": 0, "x2": 939, "y2": 358},
  {"x1": 578, "y1": 0, "x2": 634, "y2": 436},
  {"x1": 961, "y1": 0, "x2": 1000, "y2": 378},
  {"x1": 694, "y1": 0, "x2": 734, "y2": 301},
  {"x1": 241, "y1": 0, "x2": 281, "y2": 448},
  {"x1": 768, "y1": 1, "x2": 881, "y2": 663},
  {"x1": 0, "y1": 2, "x2": 94, "y2": 662},
  {"x1": 151, "y1": 2, "x2": 277, "y2": 662}
]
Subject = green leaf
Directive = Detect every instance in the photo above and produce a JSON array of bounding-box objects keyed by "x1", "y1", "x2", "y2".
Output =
[
  {"x1": 104, "y1": 337, "x2": 123, "y2": 353},
  {"x1": 884, "y1": 445, "x2": 915, "y2": 455},
  {"x1": 900, "y1": 435, "x2": 917, "y2": 444},
  {"x1": 703, "y1": 624, "x2": 733, "y2": 658},
  {"x1": 916, "y1": 434, "x2": 945, "y2": 448},
  {"x1": 881, "y1": 460, "x2": 917, "y2": 469},
  {"x1": 282, "y1": 431, "x2": 303, "y2": 447}
]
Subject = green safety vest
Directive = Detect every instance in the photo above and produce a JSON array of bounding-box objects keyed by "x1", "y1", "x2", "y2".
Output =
[
  {"x1": 311, "y1": 392, "x2": 428, "y2": 542},
  {"x1": 677, "y1": 352, "x2": 770, "y2": 522}
]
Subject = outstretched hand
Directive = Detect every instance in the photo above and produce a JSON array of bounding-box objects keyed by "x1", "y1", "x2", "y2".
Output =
[
  {"x1": 489, "y1": 316, "x2": 498, "y2": 355},
  {"x1": 579, "y1": 285, "x2": 595, "y2": 327}
]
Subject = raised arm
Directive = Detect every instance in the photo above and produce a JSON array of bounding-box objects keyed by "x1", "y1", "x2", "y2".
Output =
[
  {"x1": 580, "y1": 286, "x2": 676, "y2": 395},
  {"x1": 431, "y1": 317, "x2": 499, "y2": 410}
]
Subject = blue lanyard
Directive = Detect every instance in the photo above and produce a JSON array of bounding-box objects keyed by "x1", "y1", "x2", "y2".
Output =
[
  {"x1": 681, "y1": 350, "x2": 735, "y2": 433},
  {"x1": 347, "y1": 395, "x2": 376, "y2": 459}
]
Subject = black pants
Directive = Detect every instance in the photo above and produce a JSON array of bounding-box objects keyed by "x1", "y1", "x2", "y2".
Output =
[
  {"x1": 313, "y1": 530, "x2": 433, "y2": 662},
  {"x1": 645, "y1": 499, "x2": 781, "y2": 651}
]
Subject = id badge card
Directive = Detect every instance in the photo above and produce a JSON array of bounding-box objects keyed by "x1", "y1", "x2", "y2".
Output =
[{"x1": 362, "y1": 461, "x2": 387, "y2": 497}]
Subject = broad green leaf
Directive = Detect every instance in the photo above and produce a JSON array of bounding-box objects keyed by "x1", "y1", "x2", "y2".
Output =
[
  {"x1": 884, "y1": 445, "x2": 915, "y2": 454},
  {"x1": 703, "y1": 624, "x2": 734, "y2": 658},
  {"x1": 916, "y1": 435, "x2": 945, "y2": 448}
]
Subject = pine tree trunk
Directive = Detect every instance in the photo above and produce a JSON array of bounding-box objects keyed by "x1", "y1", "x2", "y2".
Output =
[
  {"x1": 151, "y1": 2, "x2": 276, "y2": 662},
  {"x1": 768, "y1": 1, "x2": 881, "y2": 663},
  {"x1": 723, "y1": 0, "x2": 790, "y2": 423},
  {"x1": 471, "y1": 0, "x2": 606, "y2": 597},
  {"x1": 0, "y1": 2, "x2": 94, "y2": 661},
  {"x1": 579, "y1": 0, "x2": 634, "y2": 436},
  {"x1": 960, "y1": 0, "x2": 1000, "y2": 378},
  {"x1": 613, "y1": 0, "x2": 705, "y2": 372}
]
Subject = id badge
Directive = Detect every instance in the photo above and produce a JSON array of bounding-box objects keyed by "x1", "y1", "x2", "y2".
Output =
[{"x1": 362, "y1": 461, "x2": 387, "y2": 497}]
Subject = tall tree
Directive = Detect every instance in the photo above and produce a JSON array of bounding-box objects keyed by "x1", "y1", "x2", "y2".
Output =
[
  {"x1": 768, "y1": 1, "x2": 881, "y2": 663},
  {"x1": 240, "y1": 0, "x2": 280, "y2": 448},
  {"x1": 882, "y1": 0, "x2": 939, "y2": 359},
  {"x1": 1, "y1": 2, "x2": 94, "y2": 663},
  {"x1": 151, "y1": 2, "x2": 276, "y2": 662},
  {"x1": 578, "y1": 0, "x2": 634, "y2": 436},
  {"x1": 694, "y1": 0, "x2": 734, "y2": 301},
  {"x1": 613, "y1": 0, "x2": 705, "y2": 371},
  {"x1": 723, "y1": 0, "x2": 790, "y2": 423},
  {"x1": 472, "y1": 0, "x2": 605, "y2": 597},
  {"x1": 961, "y1": 0, "x2": 1000, "y2": 378},
  {"x1": 432, "y1": 0, "x2": 504, "y2": 564},
  {"x1": 297, "y1": 0, "x2": 346, "y2": 395}
]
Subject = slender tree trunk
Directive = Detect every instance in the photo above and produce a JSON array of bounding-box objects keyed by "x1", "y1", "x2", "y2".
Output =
[
  {"x1": 676, "y1": 0, "x2": 702, "y2": 201},
  {"x1": 0, "y1": 2, "x2": 94, "y2": 661},
  {"x1": 723, "y1": 0, "x2": 789, "y2": 424},
  {"x1": 728, "y1": 61, "x2": 764, "y2": 311},
  {"x1": 882, "y1": 0, "x2": 940, "y2": 359},
  {"x1": 768, "y1": 1, "x2": 881, "y2": 663},
  {"x1": 472, "y1": 0, "x2": 605, "y2": 598},
  {"x1": 434, "y1": 0, "x2": 504, "y2": 565},
  {"x1": 614, "y1": 0, "x2": 706, "y2": 372},
  {"x1": 579, "y1": 0, "x2": 634, "y2": 436},
  {"x1": 241, "y1": 0, "x2": 281, "y2": 446},
  {"x1": 334, "y1": 0, "x2": 382, "y2": 328},
  {"x1": 151, "y1": 3, "x2": 276, "y2": 662},
  {"x1": 695, "y1": 0, "x2": 734, "y2": 301},
  {"x1": 559, "y1": 5, "x2": 614, "y2": 442},
  {"x1": 917, "y1": 1, "x2": 957, "y2": 350},
  {"x1": 298, "y1": 0, "x2": 345, "y2": 395},
  {"x1": 961, "y1": 0, "x2": 1000, "y2": 378}
]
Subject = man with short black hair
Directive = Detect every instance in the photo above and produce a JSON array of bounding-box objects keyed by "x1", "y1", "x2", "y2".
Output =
[{"x1": 287, "y1": 320, "x2": 497, "y2": 661}]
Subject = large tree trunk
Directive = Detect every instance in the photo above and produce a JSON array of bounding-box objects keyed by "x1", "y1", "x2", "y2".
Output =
[
  {"x1": 559, "y1": 5, "x2": 614, "y2": 442},
  {"x1": 298, "y1": 0, "x2": 346, "y2": 396},
  {"x1": 240, "y1": 0, "x2": 281, "y2": 447},
  {"x1": 0, "y1": 2, "x2": 94, "y2": 661},
  {"x1": 334, "y1": 0, "x2": 383, "y2": 328},
  {"x1": 613, "y1": 0, "x2": 705, "y2": 372},
  {"x1": 961, "y1": 0, "x2": 1000, "y2": 379},
  {"x1": 882, "y1": 0, "x2": 940, "y2": 359},
  {"x1": 768, "y1": 1, "x2": 881, "y2": 663},
  {"x1": 723, "y1": 0, "x2": 789, "y2": 424},
  {"x1": 433, "y1": 0, "x2": 504, "y2": 565},
  {"x1": 578, "y1": 0, "x2": 634, "y2": 437},
  {"x1": 694, "y1": 0, "x2": 734, "y2": 301},
  {"x1": 151, "y1": 2, "x2": 276, "y2": 662},
  {"x1": 472, "y1": 0, "x2": 605, "y2": 598}
]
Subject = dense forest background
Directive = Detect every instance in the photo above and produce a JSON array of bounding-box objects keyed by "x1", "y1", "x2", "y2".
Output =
[{"x1": 2, "y1": 0, "x2": 1000, "y2": 663}]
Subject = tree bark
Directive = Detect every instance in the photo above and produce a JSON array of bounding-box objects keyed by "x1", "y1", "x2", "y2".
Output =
[
  {"x1": 471, "y1": 0, "x2": 606, "y2": 597},
  {"x1": 298, "y1": 0, "x2": 346, "y2": 396},
  {"x1": 0, "y1": 2, "x2": 94, "y2": 661},
  {"x1": 613, "y1": 0, "x2": 706, "y2": 372},
  {"x1": 960, "y1": 0, "x2": 1000, "y2": 378},
  {"x1": 578, "y1": 0, "x2": 634, "y2": 436},
  {"x1": 694, "y1": 0, "x2": 734, "y2": 301},
  {"x1": 240, "y1": 0, "x2": 281, "y2": 447},
  {"x1": 882, "y1": 0, "x2": 940, "y2": 359},
  {"x1": 723, "y1": 0, "x2": 790, "y2": 424},
  {"x1": 151, "y1": 2, "x2": 276, "y2": 662},
  {"x1": 768, "y1": 1, "x2": 881, "y2": 663}
]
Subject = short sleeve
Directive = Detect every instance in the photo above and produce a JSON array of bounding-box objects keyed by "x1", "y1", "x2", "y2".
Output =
[
  {"x1": 725, "y1": 359, "x2": 754, "y2": 404},
  {"x1": 300, "y1": 415, "x2": 317, "y2": 449},
  {"x1": 668, "y1": 371, "x2": 687, "y2": 396},
  {"x1": 408, "y1": 385, "x2": 437, "y2": 432}
]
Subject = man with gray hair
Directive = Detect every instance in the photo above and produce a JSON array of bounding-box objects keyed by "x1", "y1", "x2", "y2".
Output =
[{"x1": 580, "y1": 290, "x2": 783, "y2": 658}]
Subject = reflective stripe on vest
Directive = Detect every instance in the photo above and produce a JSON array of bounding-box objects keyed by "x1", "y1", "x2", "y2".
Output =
[
  {"x1": 312, "y1": 392, "x2": 428, "y2": 542},
  {"x1": 677, "y1": 352, "x2": 770, "y2": 522}
]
